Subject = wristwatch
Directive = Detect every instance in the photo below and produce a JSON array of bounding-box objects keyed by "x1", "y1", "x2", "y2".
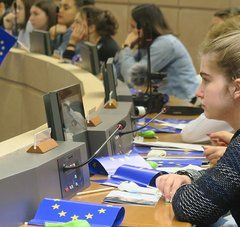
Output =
[{"x1": 176, "y1": 170, "x2": 194, "y2": 181}]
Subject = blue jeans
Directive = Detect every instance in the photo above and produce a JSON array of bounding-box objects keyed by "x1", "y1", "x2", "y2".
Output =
[{"x1": 211, "y1": 215, "x2": 237, "y2": 227}]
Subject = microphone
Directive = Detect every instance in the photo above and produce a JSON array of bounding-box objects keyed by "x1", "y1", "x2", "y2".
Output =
[
  {"x1": 119, "y1": 107, "x2": 166, "y2": 136},
  {"x1": 63, "y1": 120, "x2": 126, "y2": 170}
]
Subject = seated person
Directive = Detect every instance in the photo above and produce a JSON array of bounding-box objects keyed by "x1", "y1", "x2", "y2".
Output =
[
  {"x1": 16, "y1": 0, "x2": 35, "y2": 49},
  {"x1": 116, "y1": 4, "x2": 199, "y2": 101},
  {"x1": 49, "y1": 0, "x2": 94, "y2": 56},
  {"x1": 29, "y1": 0, "x2": 57, "y2": 31},
  {"x1": 181, "y1": 15, "x2": 240, "y2": 143},
  {"x1": 156, "y1": 31, "x2": 240, "y2": 226},
  {"x1": 0, "y1": 0, "x2": 14, "y2": 28},
  {"x1": 62, "y1": 6, "x2": 119, "y2": 64}
]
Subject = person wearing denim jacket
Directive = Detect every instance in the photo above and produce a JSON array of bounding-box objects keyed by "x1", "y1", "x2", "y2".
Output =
[{"x1": 117, "y1": 4, "x2": 199, "y2": 101}]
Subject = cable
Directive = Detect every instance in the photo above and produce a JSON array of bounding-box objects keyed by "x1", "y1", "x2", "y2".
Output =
[
  {"x1": 63, "y1": 120, "x2": 126, "y2": 170},
  {"x1": 120, "y1": 107, "x2": 166, "y2": 136}
]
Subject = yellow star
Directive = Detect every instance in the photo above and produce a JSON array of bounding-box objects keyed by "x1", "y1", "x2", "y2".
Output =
[
  {"x1": 52, "y1": 204, "x2": 60, "y2": 210},
  {"x1": 59, "y1": 211, "x2": 67, "y2": 217},
  {"x1": 71, "y1": 215, "x2": 79, "y2": 220},
  {"x1": 85, "y1": 213, "x2": 93, "y2": 219},
  {"x1": 1, "y1": 46, "x2": 5, "y2": 50},
  {"x1": 0, "y1": 41, "x2": 3, "y2": 44},
  {"x1": 98, "y1": 208, "x2": 106, "y2": 214},
  {"x1": 0, "y1": 52, "x2": 3, "y2": 56}
]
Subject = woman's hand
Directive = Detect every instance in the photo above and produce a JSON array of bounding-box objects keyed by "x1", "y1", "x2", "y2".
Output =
[
  {"x1": 203, "y1": 145, "x2": 227, "y2": 165},
  {"x1": 69, "y1": 22, "x2": 87, "y2": 45},
  {"x1": 155, "y1": 174, "x2": 191, "y2": 201},
  {"x1": 49, "y1": 24, "x2": 68, "y2": 40},
  {"x1": 123, "y1": 30, "x2": 139, "y2": 48},
  {"x1": 208, "y1": 131, "x2": 233, "y2": 146}
]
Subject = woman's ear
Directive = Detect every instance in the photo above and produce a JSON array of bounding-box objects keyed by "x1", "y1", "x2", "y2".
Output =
[{"x1": 232, "y1": 78, "x2": 240, "y2": 100}]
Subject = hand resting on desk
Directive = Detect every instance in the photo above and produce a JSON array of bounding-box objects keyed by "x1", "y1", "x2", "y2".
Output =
[{"x1": 155, "y1": 174, "x2": 191, "y2": 202}]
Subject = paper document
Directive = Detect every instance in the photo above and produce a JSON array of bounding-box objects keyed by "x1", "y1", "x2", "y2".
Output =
[{"x1": 134, "y1": 141, "x2": 204, "y2": 151}]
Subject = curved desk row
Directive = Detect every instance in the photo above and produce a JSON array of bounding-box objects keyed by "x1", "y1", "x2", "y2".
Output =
[{"x1": 0, "y1": 48, "x2": 104, "y2": 156}]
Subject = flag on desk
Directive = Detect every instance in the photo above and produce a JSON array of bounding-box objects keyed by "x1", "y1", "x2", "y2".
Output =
[
  {"x1": 29, "y1": 198, "x2": 125, "y2": 227},
  {"x1": 0, "y1": 27, "x2": 17, "y2": 65}
]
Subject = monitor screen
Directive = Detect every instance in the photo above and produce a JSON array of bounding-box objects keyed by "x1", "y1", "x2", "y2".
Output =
[
  {"x1": 44, "y1": 84, "x2": 87, "y2": 141},
  {"x1": 30, "y1": 29, "x2": 52, "y2": 56},
  {"x1": 103, "y1": 57, "x2": 118, "y2": 103},
  {"x1": 79, "y1": 41, "x2": 100, "y2": 75}
]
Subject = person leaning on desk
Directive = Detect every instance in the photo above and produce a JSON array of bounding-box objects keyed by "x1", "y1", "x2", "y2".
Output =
[
  {"x1": 62, "y1": 6, "x2": 119, "y2": 63},
  {"x1": 49, "y1": 0, "x2": 94, "y2": 56},
  {"x1": 156, "y1": 31, "x2": 240, "y2": 226}
]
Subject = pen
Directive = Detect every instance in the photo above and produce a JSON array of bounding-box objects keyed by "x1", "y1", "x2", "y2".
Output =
[{"x1": 76, "y1": 187, "x2": 115, "y2": 196}]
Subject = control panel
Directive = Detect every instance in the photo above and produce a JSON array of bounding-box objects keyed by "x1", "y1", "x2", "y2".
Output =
[{"x1": 58, "y1": 149, "x2": 88, "y2": 198}]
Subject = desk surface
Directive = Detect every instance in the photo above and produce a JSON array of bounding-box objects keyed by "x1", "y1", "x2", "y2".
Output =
[{"x1": 21, "y1": 111, "x2": 196, "y2": 227}]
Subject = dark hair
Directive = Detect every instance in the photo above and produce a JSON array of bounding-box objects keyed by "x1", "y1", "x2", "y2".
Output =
[
  {"x1": 132, "y1": 4, "x2": 172, "y2": 48},
  {"x1": 0, "y1": 0, "x2": 14, "y2": 8},
  {"x1": 214, "y1": 7, "x2": 240, "y2": 20},
  {"x1": 32, "y1": 0, "x2": 57, "y2": 30},
  {"x1": 18, "y1": 0, "x2": 36, "y2": 29},
  {"x1": 74, "y1": 0, "x2": 95, "y2": 8},
  {"x1": 80, "y1": 6, "x2": 118, "y2": 37}
]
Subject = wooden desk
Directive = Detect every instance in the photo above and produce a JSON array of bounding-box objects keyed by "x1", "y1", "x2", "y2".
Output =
[
  {"x1": 21, "y1": 112, "x2": 195, "y2": 227},
  {"x1": 22, "y1": 181, "x2": 190, "y2": 227}
]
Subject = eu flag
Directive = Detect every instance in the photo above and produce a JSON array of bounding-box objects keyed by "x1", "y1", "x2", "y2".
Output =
[
  {"x1": 29, "y1": 198, "x2": 125, "y2": 227},
  {"x1": 0, "y1": 27, "x2": 17, "y2": 65}
]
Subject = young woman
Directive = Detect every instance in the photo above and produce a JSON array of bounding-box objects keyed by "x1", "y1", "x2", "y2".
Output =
[
  {"x1": 117, "y1": 4, "x2": 199, "y2": 101},
  {"x1": 62, "y1": 6, "x2": 119, "y2": 63},
  {"x1": 49, "y1": 0, "x2": 94, "y2": 56},
  {"x1": 156, "y1": 31, "x2": 240, "y2": 226},
  {"x1": 16, "y1": 0, "x2": 35, "y2": 48},
  {"x1": 29, "y1": 0, "x2": 57, "y2": 31}
]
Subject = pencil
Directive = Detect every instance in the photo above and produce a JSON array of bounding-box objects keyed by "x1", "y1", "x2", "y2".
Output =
[{"x1": 76, "y1": 187, "x2": 115, "y2": 196}]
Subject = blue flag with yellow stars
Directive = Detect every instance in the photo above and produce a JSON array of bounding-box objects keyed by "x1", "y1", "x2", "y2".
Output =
[
  {"x1": 0, "y1": 27, "x2": 17, "y2": 65},
  {"x1": 29, "y1": 198, "x2": 125, "y2": 226}
]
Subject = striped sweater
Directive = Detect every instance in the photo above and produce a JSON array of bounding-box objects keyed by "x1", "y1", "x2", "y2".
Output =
[{"x1": 172, "y1": 130, "x2": 240, "y2": 226}]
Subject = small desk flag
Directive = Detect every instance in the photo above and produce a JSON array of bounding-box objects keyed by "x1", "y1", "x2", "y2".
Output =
[
  {"x1": 29, "y1": 198, "x2": 125, "y2": 227},
  {"x1": 0, "y1": 27, "x2": 17, "y2": 65}
]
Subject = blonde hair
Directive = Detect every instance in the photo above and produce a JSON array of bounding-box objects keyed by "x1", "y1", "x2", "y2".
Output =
[
  {"x1": 206, "y1": 15, "x2": 240, "y2": 41},
  {"x1": 201, "y1": 30, "x2": 240, "y2": 80}
]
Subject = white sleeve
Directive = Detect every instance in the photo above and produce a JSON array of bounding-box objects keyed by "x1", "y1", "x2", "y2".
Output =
[{"x1": 181, "y1": 113, "x2": 233, "y2": 143}]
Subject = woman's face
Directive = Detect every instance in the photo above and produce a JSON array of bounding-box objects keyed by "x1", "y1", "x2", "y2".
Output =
[
  {"x1": 71, "y1": 13, "x2": 88, "y2": 39},
  {"x1": 16, "y1": 0, "x2": 25, "y2": 25},
  {"x1": 197, "y1": 54, "x2": 234, "y2": 121},
  {"x1": 29, "y1": 6, "x2": 48, "y2": 30},
  {"x1": 129, "y1": 19, "x2": 142, "y2": 36},
  {"x1": 58, "y1": 0, "x2": 77, "y2": 27}
]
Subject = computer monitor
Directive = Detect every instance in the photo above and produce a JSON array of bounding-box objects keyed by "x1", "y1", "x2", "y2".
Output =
[
  {"x1": 43, "y1": 84, "x2": 87, "y2": 141},
  {"x1": 79, "y1": 41, "x2": 100, "y2": 75},
  {"x1": 30, "y1": 29, "x2": 52, "y2": 56},
  {"x1": 102, "y1": 57, "x2": 118, "y2": 103}
]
